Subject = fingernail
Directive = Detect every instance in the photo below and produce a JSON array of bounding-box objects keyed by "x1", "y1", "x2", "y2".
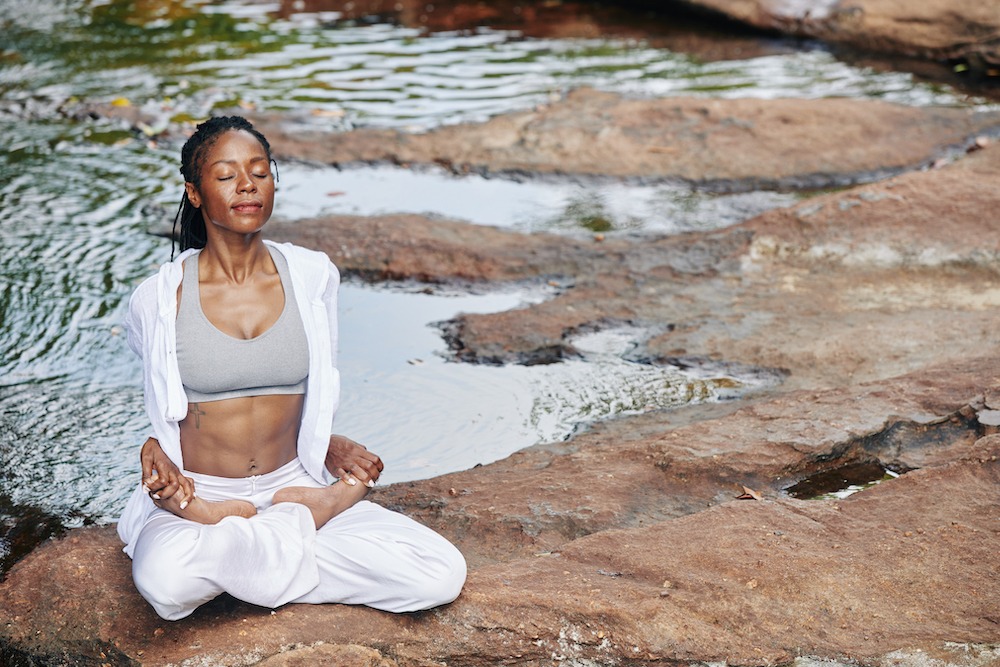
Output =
[
  {"x1": 347, "y1": 477, "x2": 357, "y2": 486},
  {"x1": 152, "y1": 493, "x2": 161, "y2": 500},
  {"x1": 366, "y1": 480, "x2": 375, "y2": 488},
  {"x1": 142, "y1": 485, "x2": 150, "y2": 494},
  {"x1": 179, "y1": 500, "x2": 189, "y2": 510}
]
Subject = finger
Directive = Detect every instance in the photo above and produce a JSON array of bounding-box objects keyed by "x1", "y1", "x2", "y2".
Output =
[
  {"x1": 347, "y1": 463, "x2": 376, "y2": 488},
  {"x1": 178, "y1": 476, "x2": 196, "y2": 503},
  {"x1": 357, "y1": 449, "x2": 379, "y2": 466},
  {"x1": 140, "y1": 445, "x2": 155, "y2": 481},
  {"x1": 155, "y1": 480, "x2": 180, "y2": 501},
  {"x1": 172, "y1": 477, "x2": 196, "y2": 511},
  {"x1": 356, "y1": 448, "x2": 383, "y2": 470},
  {"x1": 144, "y1": 473, "x2": 168, "y2": 494},
  {"x1": 357, "y1": 456, "x2": 383, "y2": 481},
  {"x1": 338, "y1": 467, "x2": 359, "y2": 486}
]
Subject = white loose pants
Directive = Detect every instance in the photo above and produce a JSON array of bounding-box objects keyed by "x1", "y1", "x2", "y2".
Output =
[{"x1": 130, "y1": 459, "x2": 467, "y2": 621}]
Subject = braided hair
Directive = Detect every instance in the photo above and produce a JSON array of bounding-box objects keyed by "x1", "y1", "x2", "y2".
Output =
[{"x1": 171, "y1": 116, "x2": 276, "y2": 259}]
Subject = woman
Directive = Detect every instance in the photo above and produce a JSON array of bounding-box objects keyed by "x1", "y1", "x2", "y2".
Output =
[{"x1": 117, "y1": 116, "x2": 466, "y2": 621}]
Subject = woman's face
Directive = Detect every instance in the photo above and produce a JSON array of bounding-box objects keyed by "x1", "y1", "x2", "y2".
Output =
[{"x1": 185, "y1": 129, "x2": 275, "y2": 240}]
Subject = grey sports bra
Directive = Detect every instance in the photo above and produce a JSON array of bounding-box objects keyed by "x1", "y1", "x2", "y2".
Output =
[{"x1": 176, "y1": 247, "x2": 309, "y2": 403}]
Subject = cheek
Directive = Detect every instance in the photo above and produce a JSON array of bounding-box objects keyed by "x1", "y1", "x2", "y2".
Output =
[{"x1": 199, "y1": 186, "x2": 228, "y2": 213}]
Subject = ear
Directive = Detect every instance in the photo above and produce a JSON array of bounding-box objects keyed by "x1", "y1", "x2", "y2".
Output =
[{"x1": 184, "y1": 182, "x2": 202, "y2": 208}]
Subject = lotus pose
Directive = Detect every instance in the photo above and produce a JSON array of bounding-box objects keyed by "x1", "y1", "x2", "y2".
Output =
[{"x1": 117, "y1": 116, "x2": 466, "y2": 621}]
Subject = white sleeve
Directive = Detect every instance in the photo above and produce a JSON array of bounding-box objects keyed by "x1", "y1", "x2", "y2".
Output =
[
  {"x1": 123, "y1": 276, "x2": 156, "y2": 360},
  {"x1": 323, "y1": 258, "x2": 341, "y2": 371}
]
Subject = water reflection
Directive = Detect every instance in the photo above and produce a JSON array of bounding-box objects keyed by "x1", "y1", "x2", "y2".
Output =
[
  {"x1": 273, "y1": 162, "x2": 798, "y2": 233},
  {"x1": 335, "y1": 292, "x2": 759, "y2": 484}
]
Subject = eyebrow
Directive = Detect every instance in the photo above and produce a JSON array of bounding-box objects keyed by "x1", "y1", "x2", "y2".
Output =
[{"x1": 209, "y1": 156, "x2": 269, "y2": 167}]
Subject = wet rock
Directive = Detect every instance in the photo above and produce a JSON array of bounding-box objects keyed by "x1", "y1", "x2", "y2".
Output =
[
  {"x1": 674, "y1": 0, "x2": 1000, "y2": 76},
  {"x1": 300, "y1": 0, "x2": 790, "y2": 62},
  {"x1": 250, "y1": 90, "x2": 1000, "y2": 189},
  {"x1": 266, "y1": 213, "x2": 603, "y2": 283},
  {"x1": 0, "y1": 491, "x2": 66, "y2": 580},
  {"x1": 281, "y1": 143, "x2": 1000, "y2": 390},
  {"x1": 2, "y1": 379, "x2": 999, "y2": 665}
]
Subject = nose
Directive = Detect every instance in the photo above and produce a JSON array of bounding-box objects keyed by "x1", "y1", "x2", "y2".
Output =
[{"x1": 237, "y1": 172, "x2": 257, "y2": 193}]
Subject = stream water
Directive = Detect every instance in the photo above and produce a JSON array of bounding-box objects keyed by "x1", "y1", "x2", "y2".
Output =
[{"x1": 0, "y1": 0, "x2": 992, "y2": 571}]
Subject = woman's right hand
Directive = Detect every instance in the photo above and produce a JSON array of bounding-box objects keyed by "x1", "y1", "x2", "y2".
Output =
[
  {"x1": 325, "y1": 434, "x2": 383, "y2": 488},
  {"x1": 140, "y1": 437, "x2": 195, "y2": 510}
]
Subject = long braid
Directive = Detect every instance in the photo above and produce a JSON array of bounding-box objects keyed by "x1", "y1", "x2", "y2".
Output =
[{"x1": 171, "y1": 116, "x2": 274, "y2": 259}]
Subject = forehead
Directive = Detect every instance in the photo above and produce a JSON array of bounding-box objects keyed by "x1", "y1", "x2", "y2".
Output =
[{"x1": 201, "y1": 130, "x2": 268, "y2": 166}]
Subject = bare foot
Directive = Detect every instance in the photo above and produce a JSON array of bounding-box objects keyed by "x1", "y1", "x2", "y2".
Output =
[
  {"x1": 273, "y1": 479, "x2": 368, "y2": 528},
  {"x1": 156, "y1": 494, "x2": 256, "y2": 525}
]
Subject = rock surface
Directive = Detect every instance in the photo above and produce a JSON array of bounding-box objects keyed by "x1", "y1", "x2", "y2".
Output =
[
  {"x1": 249, "y1": 90, "x2": 1000, "y2": 189},
  {"x1": 8, "y1": 50, "x2": 1000, "y2": 667},
  {"x1": 675, "y1": 0, "x2": 1000, "y2": 75},
  {"x1": 266, "y1": 140, "x2": 1000, "y2": 392},
  {"x1": 299, "y1": 0, "x2": 792, "y2": 62},
  {"x1": 2, "y1": 375, "x2": 999, "y2": 665}
]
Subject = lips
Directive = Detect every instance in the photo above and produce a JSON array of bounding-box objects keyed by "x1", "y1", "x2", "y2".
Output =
[{"x1": 232, "y1": 200, "x2": 263, "y2": 213}]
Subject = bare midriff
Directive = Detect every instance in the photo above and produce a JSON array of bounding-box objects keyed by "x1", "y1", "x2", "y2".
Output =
[{"x1": 180, "y1": 394, "x2": 304, "y2": 478}]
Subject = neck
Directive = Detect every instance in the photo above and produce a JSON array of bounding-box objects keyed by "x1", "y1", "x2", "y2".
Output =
[{"x1": 199, "y1": 234, "x2": 271, "y2": 284}]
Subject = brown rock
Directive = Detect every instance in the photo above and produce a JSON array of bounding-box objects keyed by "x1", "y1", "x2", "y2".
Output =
[
  {"x1": 267, "y1": 213, "x2": 600, "y2": 283},
  {"x1": 283, "y1": 0, "x2": 790, "y2": 61},
  {"x1": 2, "y1": 388, "x2": 999, "y2": 665},
  {"x1": 251, "y1": 90, "x2": 1000, "y2": 188},
  {"x1": 255, "y1": 643, "x2": 398, "y2": 666},
  {"x1": 678, "y1": 0, "x2": 1000, "y2": 74},
  {"x1": 353, "y1": 143, "x2": 1000, "y2": 387}
]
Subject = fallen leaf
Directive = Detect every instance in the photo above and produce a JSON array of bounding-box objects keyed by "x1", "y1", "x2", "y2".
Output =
[{"x1": 736, "y1": 485, "x2": 762, "y2": 500}]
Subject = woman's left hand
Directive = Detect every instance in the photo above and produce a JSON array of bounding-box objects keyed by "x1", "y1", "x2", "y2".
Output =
[{"x1": 325, "y1": 434, "x2": 383, "y2": 488}]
